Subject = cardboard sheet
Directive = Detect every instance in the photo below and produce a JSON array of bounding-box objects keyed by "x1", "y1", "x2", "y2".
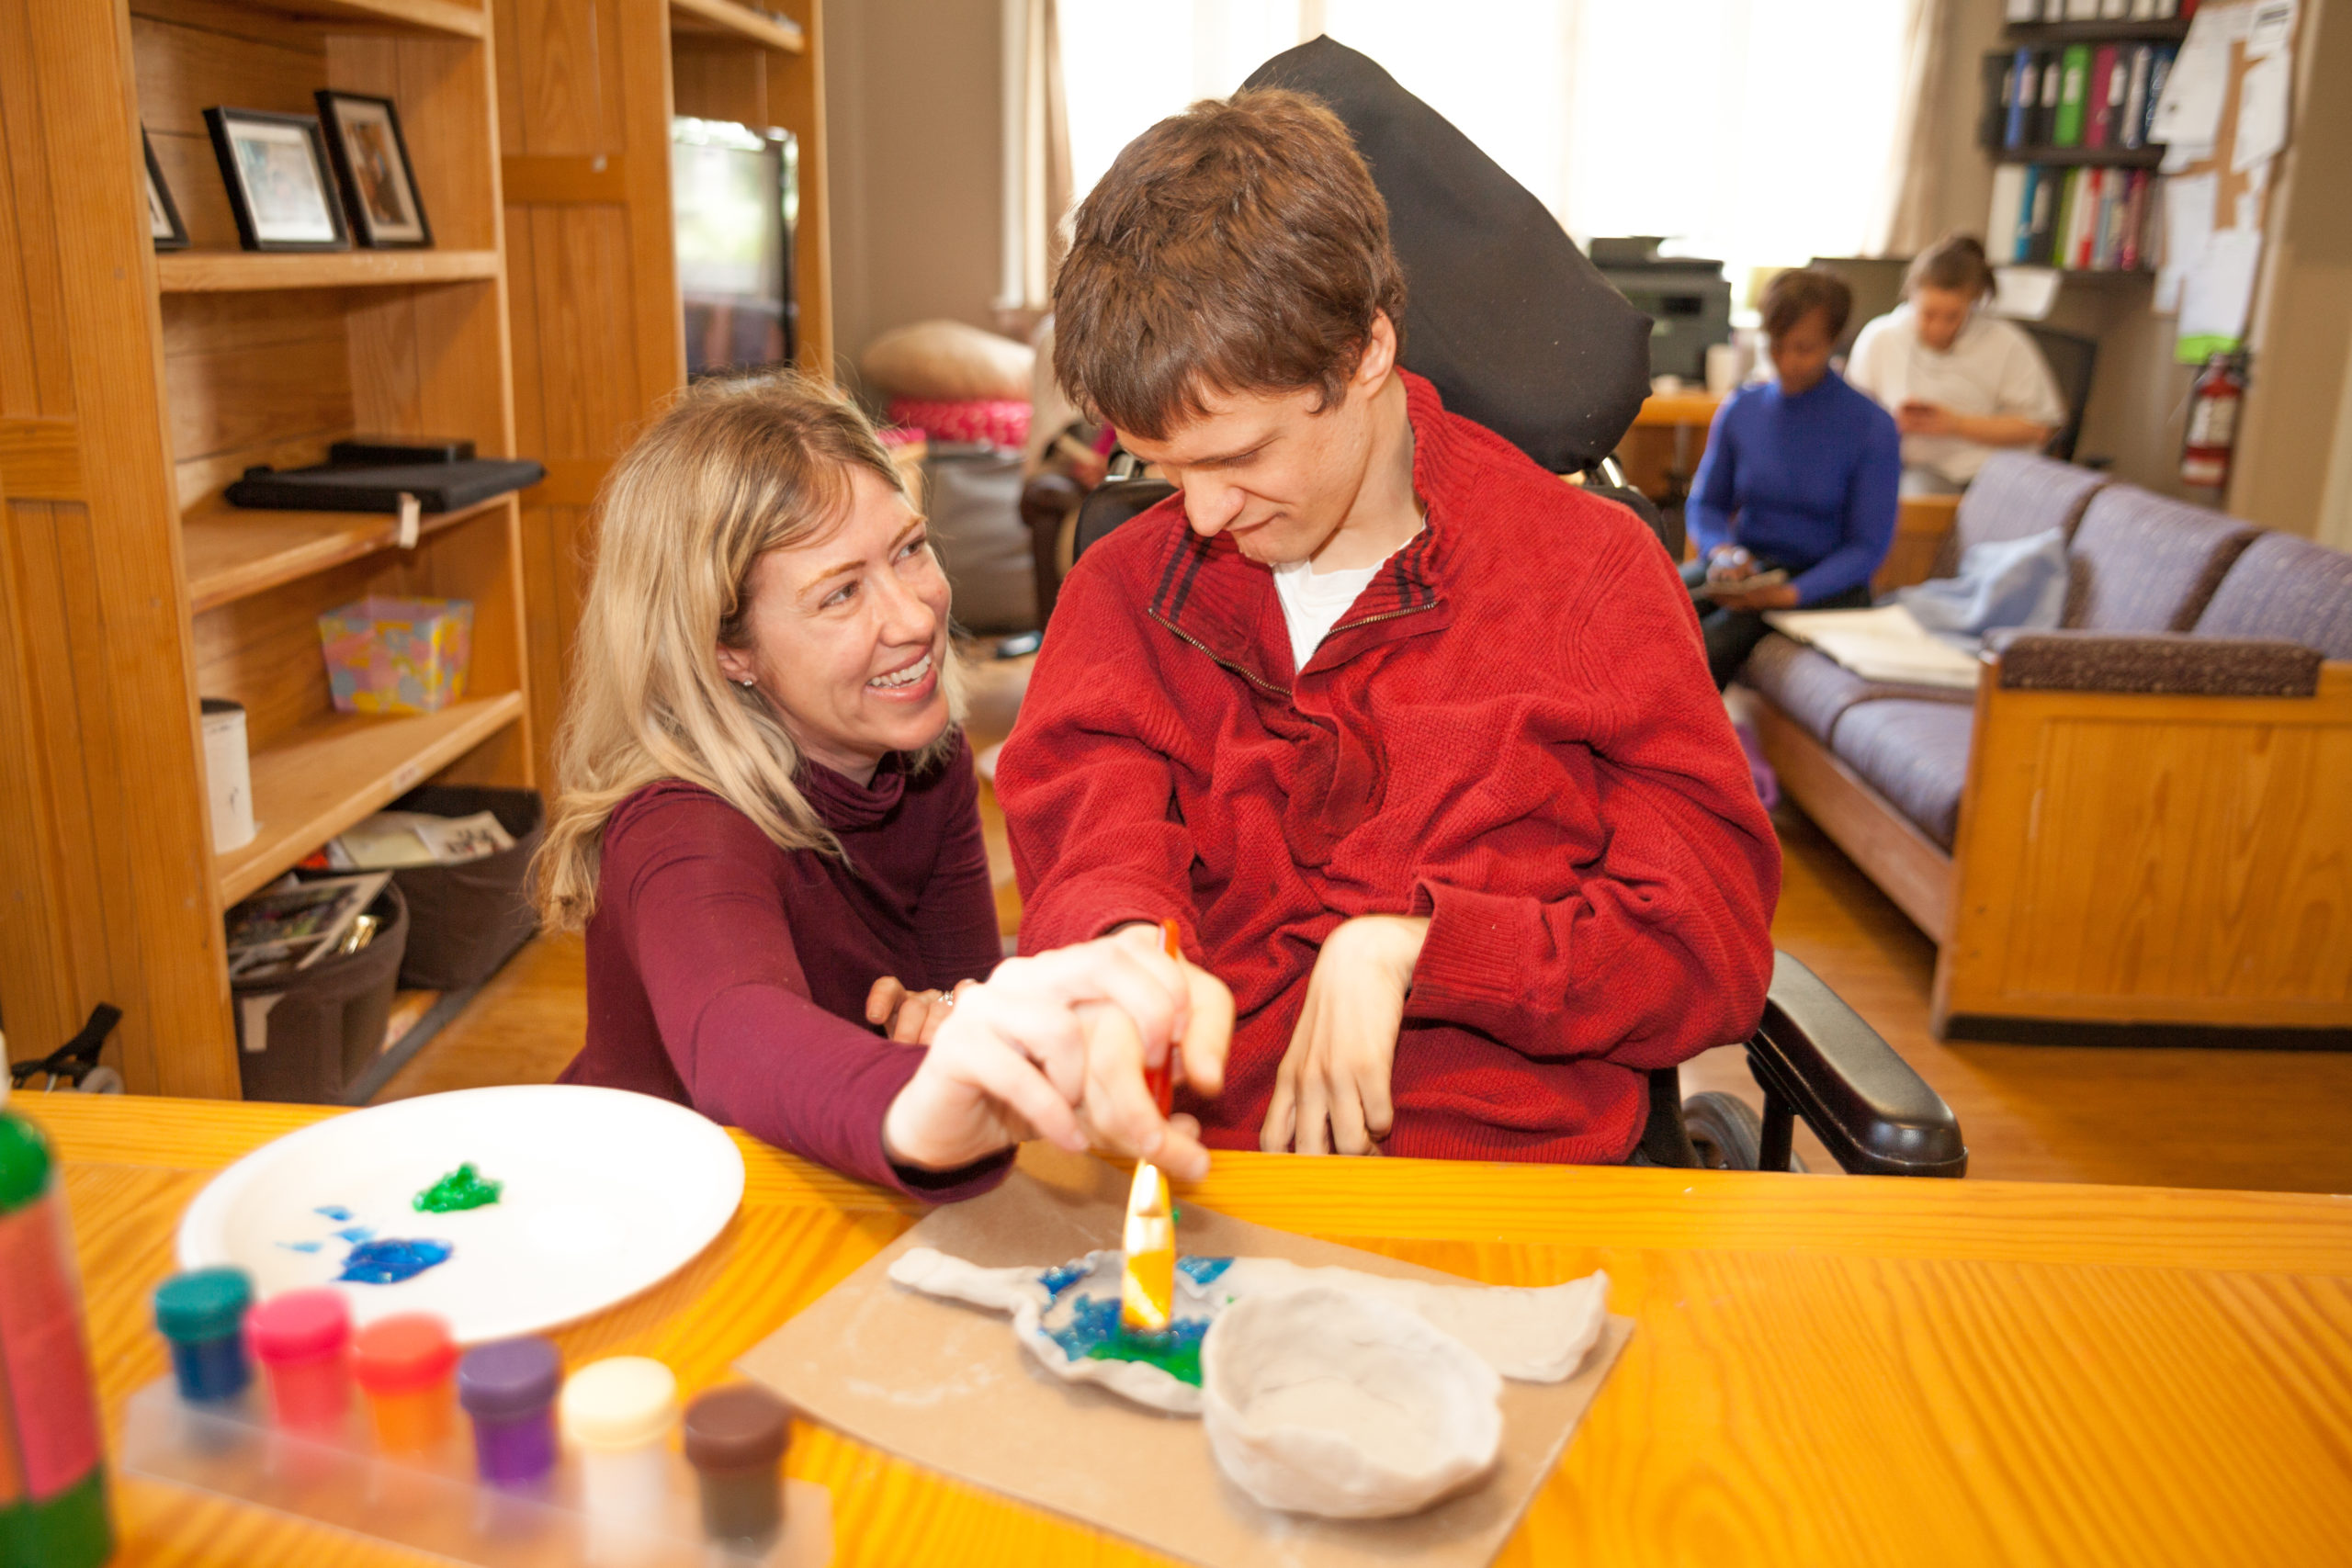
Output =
[{"x1": 738, "y1": 1150, "x2": 1632, "y2": 1568}]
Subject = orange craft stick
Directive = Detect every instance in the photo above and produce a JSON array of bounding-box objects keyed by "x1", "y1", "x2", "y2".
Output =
[{"x1": 1148, "y1": 918, "x2": 1182, "y2": 1113}]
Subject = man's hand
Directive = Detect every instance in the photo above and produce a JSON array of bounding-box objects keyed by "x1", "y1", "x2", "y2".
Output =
[
  {"x1": 1261, "y1": 914, "x2": 1429, "y2": 1156},
  {"x1": 865, "y1": 976, "x2": 977, "y2": 1044}
]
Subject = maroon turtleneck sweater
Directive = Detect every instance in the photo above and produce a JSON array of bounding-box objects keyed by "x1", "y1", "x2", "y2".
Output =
[{"x1": 560, "y1": 733, "x2": 1013, "y2": 1200}]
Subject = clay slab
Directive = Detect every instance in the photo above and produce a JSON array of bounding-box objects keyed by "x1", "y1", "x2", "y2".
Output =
[{"x1": 737, "y1": 1148, "x2": 1633, "y2": 1568}]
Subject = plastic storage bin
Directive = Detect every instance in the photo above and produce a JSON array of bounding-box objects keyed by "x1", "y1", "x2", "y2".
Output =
[
  {"x1": 318, "y1": 597, "x2": 473, "y2": 715},
  {"x1": 386, "y1": 784, "x2": 545, "y2": 991},
  {"x1": 232, "y1": 883, "x2": 409, "y2": 1103}
]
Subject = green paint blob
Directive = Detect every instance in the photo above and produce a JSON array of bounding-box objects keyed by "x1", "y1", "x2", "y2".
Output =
[
  {"x1": 413, "y1": 1162, "x2": 503, "y2": 1213},
  {"x1": 1085, "y1": 1331, "x2": 1204, "y2": 1386}
]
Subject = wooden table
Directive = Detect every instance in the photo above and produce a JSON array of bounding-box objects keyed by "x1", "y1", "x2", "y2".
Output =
[{"x1": 28, "y1": 1095, "x2": 2352, "y2": 1567}]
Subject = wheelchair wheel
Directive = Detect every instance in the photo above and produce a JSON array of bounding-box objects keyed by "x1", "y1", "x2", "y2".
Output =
[{"x1": 1681, "y1": 1092, "x2": 1805, "y2": 1173}]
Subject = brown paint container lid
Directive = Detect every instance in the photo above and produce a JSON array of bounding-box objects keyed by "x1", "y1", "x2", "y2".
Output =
[{"x1": 683, "y1": 1384, "x2": 790, "y2": 1472}]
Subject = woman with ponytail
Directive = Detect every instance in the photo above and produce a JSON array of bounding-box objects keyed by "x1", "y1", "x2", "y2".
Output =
[{"x1": 1847, "y1": 232, "x2": 2065, "y2": 493}]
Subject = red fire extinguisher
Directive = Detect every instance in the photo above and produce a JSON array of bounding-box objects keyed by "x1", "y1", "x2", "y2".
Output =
[{"x1": 2181, "y1": 352, "x2": 2245, "y2": 490}]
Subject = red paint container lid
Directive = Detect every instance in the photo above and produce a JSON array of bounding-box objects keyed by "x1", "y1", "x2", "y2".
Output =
[
  {"x1": 353, "y1": 1313, "x2": 458, "y2": 1394},
  {"x1": 249, "y1": 1288, "x2": 351, "y2": 1365}
]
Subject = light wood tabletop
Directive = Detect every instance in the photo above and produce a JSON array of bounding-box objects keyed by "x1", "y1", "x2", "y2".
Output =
[
  {"x1": 25, "y1": 1094, "x2": 2352, "y2": 1567},
  {"x1": 1631, "y1": 390, "x2": 1725, "y2": 427}
]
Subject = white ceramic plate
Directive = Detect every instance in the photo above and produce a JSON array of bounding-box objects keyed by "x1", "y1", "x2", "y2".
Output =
[{"x1": 177, "y1": 1085, "x2": 745, "y2": 1344}]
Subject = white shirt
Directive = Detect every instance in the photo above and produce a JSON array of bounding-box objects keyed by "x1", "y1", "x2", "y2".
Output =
[
  {"x1": 1271, "y1": 536, "x2": 1416, "y2": 673},
  {"x1": 1847, "y1": 305, "x2": 2065, "y2": 486}
]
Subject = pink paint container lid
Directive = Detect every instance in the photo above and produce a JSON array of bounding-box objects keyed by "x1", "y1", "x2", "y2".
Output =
[{"x1": 249, "y1": 1288, "x2": 351, "y2": 1365}]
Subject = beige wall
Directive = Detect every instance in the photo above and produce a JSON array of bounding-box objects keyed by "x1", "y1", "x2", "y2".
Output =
[
  {"x1": 1927, "y1": 0, "x2": 2350, "y2": 525},
  {"x1": 823, "y1": 0, "x2": 1006, "y2": 388}
]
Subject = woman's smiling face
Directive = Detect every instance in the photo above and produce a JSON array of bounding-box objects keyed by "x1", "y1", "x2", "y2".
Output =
[{"x1": 717, "y1": 464, "x2": 952, "y2": 784}]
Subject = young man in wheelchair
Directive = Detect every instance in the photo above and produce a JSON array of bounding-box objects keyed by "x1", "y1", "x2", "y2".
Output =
[{"x1": 996, "y1": 89, "x2": 1778, "y2": 1164}]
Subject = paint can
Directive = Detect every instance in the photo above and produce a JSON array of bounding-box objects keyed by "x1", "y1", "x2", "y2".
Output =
[{"x1": 200, "y1": 698, "x2": 255, "y2": 852}]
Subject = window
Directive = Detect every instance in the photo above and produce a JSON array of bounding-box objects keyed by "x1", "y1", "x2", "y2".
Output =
[{"x1": 1057, "y1": 0, "x2": 1916, "y2": 293}]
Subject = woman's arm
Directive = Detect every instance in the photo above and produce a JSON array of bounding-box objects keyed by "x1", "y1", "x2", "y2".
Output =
[
  {"x1": 610, "y1": 791, "x2": 1012, "y2": 1199},
  {"x1": 1684, "y1": 397, "x2": 1742, "y2": 559},
  {"x1": 1900, "y1": 405, "x2": 2052, "y2": 449}
]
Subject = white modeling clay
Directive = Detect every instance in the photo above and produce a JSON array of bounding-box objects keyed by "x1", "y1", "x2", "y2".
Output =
[
  {"x1": 1201, "y1": 1286, "x2": 1503, "y2": 1518},
  {"x1": 886, "y1": 1246, "x2": 1608, "y2": 1417}
]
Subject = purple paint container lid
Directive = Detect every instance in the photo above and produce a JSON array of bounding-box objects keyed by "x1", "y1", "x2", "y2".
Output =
[{"x1": 457, "y1": 1337, "x2": 563, "y2": 1420}]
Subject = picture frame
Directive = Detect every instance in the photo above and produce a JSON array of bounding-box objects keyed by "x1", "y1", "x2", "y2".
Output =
[
  {"x1": 143, "y1": 129, "x2": 188, "y2": 251},
  {"x1": 204, "y1": 107, "x2": 349, "y2": 253},
  {"x1": 314, "y1": 90, "x2": 432, "y2": 249}
]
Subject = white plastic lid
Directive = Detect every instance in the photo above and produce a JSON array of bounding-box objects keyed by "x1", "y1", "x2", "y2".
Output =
[{"x1": 559, "y1": 1356, "x2": 678, "y2": 1451}]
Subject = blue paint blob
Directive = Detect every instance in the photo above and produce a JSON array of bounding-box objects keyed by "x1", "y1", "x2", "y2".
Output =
[
  {"x1": 277, "y1": 1240, "x2": 324, "y2": 1254},
  {"x1": 1037, "y1": 1262, "x2": 1089, "y2": 1299},
  {"x1": 315, "y1": 1205, "x2": 354, "y2": 1223},
  {"x1": 1175, "y1": 1256, "x2": 1233, "y2": 1286},
  {"x1": 334, "y1": 1225, "x2": 377, "y2": 1243},
  {"x1": 1047, "y1": 1295, "x2": 1211, "y2": 1384},
  {"x1": 336, "y1": 1237, "x2": 454, "y2": 1284}
]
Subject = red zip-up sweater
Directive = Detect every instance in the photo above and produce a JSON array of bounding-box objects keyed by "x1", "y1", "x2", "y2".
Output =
[{"x1": 999, "y1": 372, "x2": 1779, "y2": 1164}]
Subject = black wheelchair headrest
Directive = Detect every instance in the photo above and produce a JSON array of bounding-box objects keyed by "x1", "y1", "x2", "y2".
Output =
[{"x1": 1243, "y1": 37, "x2": 1653, "y2": 474}]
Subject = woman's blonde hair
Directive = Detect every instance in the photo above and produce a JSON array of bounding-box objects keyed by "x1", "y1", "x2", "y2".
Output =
[{"x1": 533, "y1": 370, "x2": 964, "y2": 931}]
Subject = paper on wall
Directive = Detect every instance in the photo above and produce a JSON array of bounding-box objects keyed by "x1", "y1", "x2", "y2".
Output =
[
  {"x1": 2177, "y1": 228, "x2": 2263, "y2": 362},
  {"x1": 2156, "y1": 172, "x2": 2218, "y2": 314},
  {"x1": 2150, "y1": 3, "x2": 2245, "y2": 149},
  {"x1": 2232, "y1": 50, "x2": 2290, "y2": 172},
  {"x1": 2245, "y1": 0, "x2": 2297, "y2": 57}
]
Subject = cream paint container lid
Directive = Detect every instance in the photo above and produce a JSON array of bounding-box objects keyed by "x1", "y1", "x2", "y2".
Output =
[{"x1": 560, "y1": 1357, "x2": 678, "y2": 1451}]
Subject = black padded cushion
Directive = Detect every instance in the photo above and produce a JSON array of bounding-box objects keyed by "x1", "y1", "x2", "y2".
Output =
[{"x1": 1243, "y1": 38, "x2": 1653, "y2": 473}]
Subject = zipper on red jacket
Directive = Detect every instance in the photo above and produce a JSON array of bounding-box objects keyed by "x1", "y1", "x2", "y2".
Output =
[{"x1": 1148, "y1": 610, "x2": 1295, "y2": 698}]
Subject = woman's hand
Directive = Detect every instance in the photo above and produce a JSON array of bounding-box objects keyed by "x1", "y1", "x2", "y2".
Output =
[
  {"x1": 880, "y1": 934, "x2": 1233, "y2": 1179},
  {"x1": 1709, "y1": 579, "x2": 1801, "y2": 612},
  {"x1": 1896, "y1": 400, "x2": 1958, "y2": 437},
  {"x1": 865, "y1": 976, "x2": 976, "y2": 1044},
  {"x1": 1261, "y1": 914, "x2": 1428, "y2": 1156},
  {"x1": 1705, "y1": 544, "x2": 1757, "y2": 583}
]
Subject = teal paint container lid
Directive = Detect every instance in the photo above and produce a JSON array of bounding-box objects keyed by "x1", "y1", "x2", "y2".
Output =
[{"x1": 154, "y1": 1267, "x2": 254, "y2": 1344}]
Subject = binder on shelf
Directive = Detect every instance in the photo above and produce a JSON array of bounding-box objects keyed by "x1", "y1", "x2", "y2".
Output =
[
  {"x1": 2007, "y1": 0, "x2": 2041, "y2": 18},
  {"x1": 2052, "y1": 44, "x2": 2091, "y2": 147},
  {"x1": 2006, "y1": 48, "x2": 2035, "y2": 147},
  {"x1": 2041, "y1": 0, "x2": 2064, "y2": 21},
  {"x1": 2084, "y1": 44, "x2": 2119, "y2": 148},
  {"x1": 2140, "y1": 46, "x2": 2177, "y2": 147},
  {"x1": 2120, "y1": 45, "x2": 2154, "y2": 149},
  {"x1": 2099, "y1": 0, "x2": 2128, "y2": 17},
  {"x1": 2064, "y1": 0, "x2": 2100, "y2": 18},
  {"x1": 2024, "y1": 166, "x2": 2058, "y2": 266},
  {"x1": 1984, "y1": 52, "x2": 2018, "y2": 152},
  {"x1": 2033, "y1": 51, "x2": 2064, "y2": 144},
  {"x1": 2118, "y1": 169, "x2": 2150, "y2": 272},
  {"x1": 1988, "y1": 165, "x2": 2029, "y2": 263}
]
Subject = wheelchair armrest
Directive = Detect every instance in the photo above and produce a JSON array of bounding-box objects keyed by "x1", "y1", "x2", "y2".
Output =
[{"x1": 1745, "y1": 952, "x2": 1968, "y2": 1178}]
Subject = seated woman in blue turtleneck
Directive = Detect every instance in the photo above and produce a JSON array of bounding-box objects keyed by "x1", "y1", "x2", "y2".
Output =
[{"x1": 1681, "y1": 267, "x2": 1901, "y2": 689}]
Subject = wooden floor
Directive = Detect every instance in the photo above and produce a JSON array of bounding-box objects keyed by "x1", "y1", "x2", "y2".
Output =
[{"x1": 384, "y1": 652, "x2": 2352, "y2": 1194}]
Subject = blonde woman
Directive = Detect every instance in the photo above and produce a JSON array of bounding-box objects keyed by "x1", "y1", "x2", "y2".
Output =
[{"x1": 536, "y1": 373, "x2": 1229, "y2": 1200}]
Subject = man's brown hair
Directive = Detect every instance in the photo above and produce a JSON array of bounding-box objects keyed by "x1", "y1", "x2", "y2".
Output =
[
  {"x1": 1759, "y1": 267, "x2": 1854, "y2": 342},
  {"x1": 1052, "y1": 89, "x2": 1407, "y2": 441}
]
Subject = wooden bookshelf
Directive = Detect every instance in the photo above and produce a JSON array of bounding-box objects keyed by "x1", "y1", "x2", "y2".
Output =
[
  {"x1": 497, "y1": 0, "x2": 831, "y2": 791},
  {"x1": 156, "y1": 249, "x2": 502, "y2": 293},
  {"x1": 217, "y1": 693, "x2": 526, "y2": 904},
  {"x1": 0, "y1": 0, "x2": 529, "y2": 1097}
]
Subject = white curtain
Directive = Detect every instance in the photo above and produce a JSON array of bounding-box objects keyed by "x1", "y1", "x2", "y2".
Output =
[{"x1": 1059, "y1": 0, "x2": 1922, "y2": 297}]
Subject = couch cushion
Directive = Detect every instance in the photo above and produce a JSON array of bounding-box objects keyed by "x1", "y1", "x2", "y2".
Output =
[
  {"x1": 1742, "y1": 633, "x2": 1970, "y2": 744},
  {"x1": 2191, "y1": 530, "x2": 2352, "y2": 660},
  {"x1": 1830, "y1": 700, "x2": 1973, "y2": 851},
  {"x1": 1930, "y1": 451, "x2": 2109, "y2": 579},
  {"x1": 2064, "y1": 487, "x2": 2257, "y2": 632}
]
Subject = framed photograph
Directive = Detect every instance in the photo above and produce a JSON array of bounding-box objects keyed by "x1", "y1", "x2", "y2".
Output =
[
  {"x1": 204, "y1": 107, "x2": 348, "y2": 252},
  {"x1": 143, "y1": 129, "x2": 188, "y2": 251},
  {"x1": 315, "y1": 90, "x2": 432, "y2": 248}
]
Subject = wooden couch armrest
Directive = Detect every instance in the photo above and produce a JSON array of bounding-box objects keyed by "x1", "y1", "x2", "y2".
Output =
[{"x1": 1984, "y1": 629, "x2": 2324, "y2": 697}]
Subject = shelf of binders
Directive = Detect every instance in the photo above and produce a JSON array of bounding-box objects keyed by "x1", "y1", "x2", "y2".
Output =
[
  {"x1": 1996, "y1": 144, "x2": 2165, "y2": 167},
  {"x1": 2002, "y1": 19, "x2": 2191, "y2": 44}
]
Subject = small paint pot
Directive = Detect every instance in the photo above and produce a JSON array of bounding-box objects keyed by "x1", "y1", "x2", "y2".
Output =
[
  {"x1": 153, "y1": 1267, "x2": 254, "y2": 1403},
  {"x1": 682, "y1": 1384, "x2": 790, "y2": 1551},
  {"x1": 560, "y1": 1357, "x2": 678, "y2": 1564},
  {"x1": 458, "y1": 1337, "x2": 563, "y2": 1487},
  {"x1": 248, "y1": 1288, "x2": 352, "y2": 1429},
  {"x1": 353, "y1": 1313, "x2": 459, "y2": 1452}
]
